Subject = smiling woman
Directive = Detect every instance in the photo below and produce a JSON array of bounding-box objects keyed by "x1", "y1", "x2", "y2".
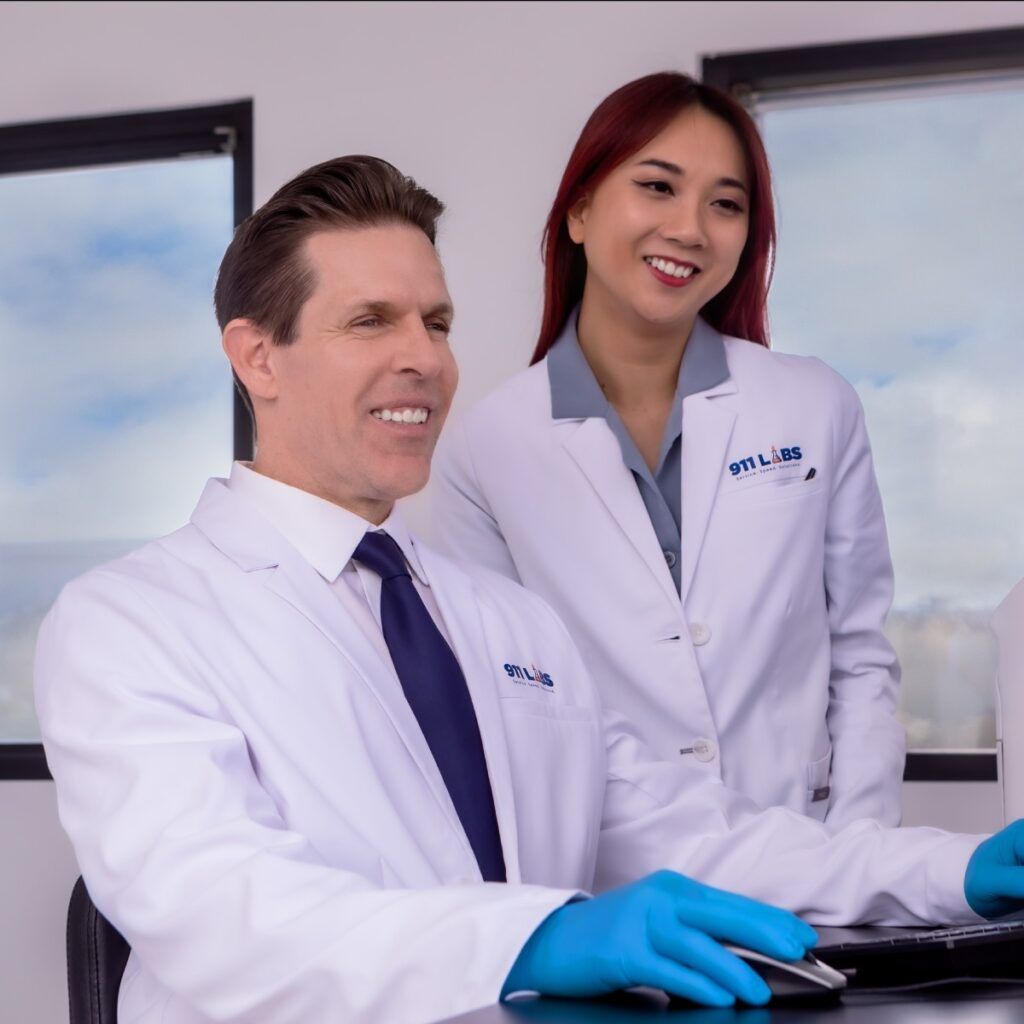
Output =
[
  {"x1": 431, "y1": 71, "x2": 907, "y2": 829},
  {"x1": 0, "y1": 103, "x2": 246, "y2": 758}
]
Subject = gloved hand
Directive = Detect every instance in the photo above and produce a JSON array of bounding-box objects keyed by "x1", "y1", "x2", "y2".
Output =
[
  {"x1": 503, "y1": 870, "x2": 818, "y2": 1007},
  {"x1": 964, "y1": 820, "x2": 1024, "y2": 918}
]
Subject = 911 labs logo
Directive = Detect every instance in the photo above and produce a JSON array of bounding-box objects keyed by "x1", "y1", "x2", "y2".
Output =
[
  {"x1": 503, "y1": 662, "x2": 554, "y2": 690},
  {"x1": 729, "y1": 444, "x2": 802, "y2": 480}
]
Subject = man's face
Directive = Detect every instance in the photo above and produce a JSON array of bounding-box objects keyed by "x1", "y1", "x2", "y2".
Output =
[{"x1": 256, "y1": 224, "x2": 457, "y2": 522}]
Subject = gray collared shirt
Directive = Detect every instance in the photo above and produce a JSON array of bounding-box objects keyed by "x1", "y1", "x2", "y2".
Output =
[{"x1": 547, "y1": 314, "x2": 729, "y2": 593}]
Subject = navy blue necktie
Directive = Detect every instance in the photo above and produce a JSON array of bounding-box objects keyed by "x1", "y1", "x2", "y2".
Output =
[{"x1": 353, "y1": 531, "x2": 506, "y2": 883}]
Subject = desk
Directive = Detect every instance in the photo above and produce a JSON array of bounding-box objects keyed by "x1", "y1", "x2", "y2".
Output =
[{"x1": 442, "y1": 985, "x2": 1024, "y2": 1023}]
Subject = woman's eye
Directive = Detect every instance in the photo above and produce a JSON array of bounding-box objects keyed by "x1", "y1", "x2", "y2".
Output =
[
  {"x1": 635, "y1": 179, "x2": 673, "y2": 196},
  {"x1": 714, "y1": 198, "x2": 745, "y2": 213}
]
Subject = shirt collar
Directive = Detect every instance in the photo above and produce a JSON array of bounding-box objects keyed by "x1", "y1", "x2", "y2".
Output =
[
  {"x1": 547, "y1": 308, "x2": 730, "y2": 421},
  {"x1": 227, "y1": 462, "x2": 428, "y2": 586}
]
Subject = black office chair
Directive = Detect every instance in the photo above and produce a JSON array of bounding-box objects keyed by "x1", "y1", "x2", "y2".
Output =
[{"x1": 67, "y1": 876, "x2": 131, "y2": 1024}]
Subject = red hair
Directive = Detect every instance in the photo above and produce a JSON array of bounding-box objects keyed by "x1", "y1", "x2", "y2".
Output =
[{"x1": 531, "y1": 72, "x2": 775, "y2": 364}]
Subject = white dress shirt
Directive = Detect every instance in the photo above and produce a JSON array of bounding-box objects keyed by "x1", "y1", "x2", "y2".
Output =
[{"x1": 227, "y1": 461, "x2": 453, "y2": 675}]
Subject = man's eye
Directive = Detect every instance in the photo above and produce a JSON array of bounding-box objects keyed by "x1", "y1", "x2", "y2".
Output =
[
  {"x1": 427, "y1": 321, "x2": 451, "y2": 334},
  {"x1": 354, "y1": 317, "x2": 382, "y2": 328},
  {"x1": 635, "y1": 179, "x2": 673, "y2": 196}
]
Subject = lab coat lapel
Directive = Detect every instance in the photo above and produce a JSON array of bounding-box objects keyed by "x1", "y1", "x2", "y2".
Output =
[
  {"x1": 680, "y1": 380, "x2": 738, "y2": 602},
  {"x1": 190, "y1": 480, "x2": 466, "y2": 842},
  {"x1": 559, "y1": 418, "x2": 679, "y2": 610},
  {"x1": 422, "y1": 548, "x2": 523, "y2": 882}
]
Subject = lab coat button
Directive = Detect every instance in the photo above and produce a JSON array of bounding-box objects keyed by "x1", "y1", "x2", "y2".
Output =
[
  {"x1": 692, "y1": 738, "x2": 716, "y2": 762},
  {"x1": 689, "y1": 622, "x2": 711, "y2": 646},
  {"x1": 663, "y1": 550, "x2": 677, "y2": 568}
]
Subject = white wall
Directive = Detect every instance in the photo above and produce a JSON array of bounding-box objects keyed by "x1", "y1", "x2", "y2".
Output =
[{"x1": 3, "y1": 2, "x2": 1023, "y2": 1020}]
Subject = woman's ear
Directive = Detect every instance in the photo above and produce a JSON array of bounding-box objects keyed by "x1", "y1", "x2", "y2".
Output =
[
  {"x1": 566, "y1": 195, "x2": 590, "y2": 245},
  {"x1": 222, "y1": 319, "x2": 279, "y2": 403}
]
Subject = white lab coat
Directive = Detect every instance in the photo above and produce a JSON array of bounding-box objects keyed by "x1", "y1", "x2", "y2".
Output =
[
  {"x1": 36, "y1": 479, "x2": 975, "y2": 1024},
  {"x1": 431, "y1": 329, "x2": 905, "y2": 827}
]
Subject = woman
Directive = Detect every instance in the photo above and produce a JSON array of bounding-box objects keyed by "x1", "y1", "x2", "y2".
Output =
[{"x1": 431, "y1": 72, "x2": 904, "y2": 827}]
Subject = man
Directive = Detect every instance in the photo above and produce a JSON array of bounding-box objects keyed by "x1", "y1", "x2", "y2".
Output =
[{"x1": 35, "y1": 156, "x2": 1024, "y2": 1024}]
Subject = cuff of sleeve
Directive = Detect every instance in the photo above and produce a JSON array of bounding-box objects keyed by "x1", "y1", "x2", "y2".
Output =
[
  {"x1": 489, "y1": 887, "x2": 586, "y2": 1003},
  {"x1": 925, "y1": 833, "x2": 988, "y2": 924}
]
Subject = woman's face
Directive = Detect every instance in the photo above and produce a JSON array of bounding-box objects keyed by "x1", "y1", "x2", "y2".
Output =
[{"x1": 568, "y1": 105, "x2": 751, "y2": 335}]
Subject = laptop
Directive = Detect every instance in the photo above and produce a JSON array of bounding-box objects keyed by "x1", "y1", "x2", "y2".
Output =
[{"x1": 815, "y1": 919, "x2": 1024, "y2": 989}]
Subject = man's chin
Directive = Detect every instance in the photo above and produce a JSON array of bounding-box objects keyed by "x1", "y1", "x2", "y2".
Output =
[{"x1": 373, "y1": 464, "x2": 432, "y2": 504}]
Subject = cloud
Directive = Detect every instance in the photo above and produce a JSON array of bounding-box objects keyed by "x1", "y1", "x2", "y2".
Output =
[
  {"x1": 0, "y1": 154, "x2": 235, "y2": 542},
  {"x1": 761, "y1": 83, "x2": 1024, "y2": 613}
]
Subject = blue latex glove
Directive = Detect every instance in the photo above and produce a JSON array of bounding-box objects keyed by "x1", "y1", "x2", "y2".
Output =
[
  {"x1": 503, "y1": 870, "x2": 818, "y2": 1007},
  {"x1": 965, "y1": 820, "x2": 1024, "y2": 918}
]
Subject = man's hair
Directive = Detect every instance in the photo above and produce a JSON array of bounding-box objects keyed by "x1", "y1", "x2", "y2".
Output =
[{"x1": 215, "y1": 155, "x2": 444, "y2": 346}]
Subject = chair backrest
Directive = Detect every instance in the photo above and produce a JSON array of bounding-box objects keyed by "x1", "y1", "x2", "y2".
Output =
[{"x1": 66, "y1": 876, "x2": 131, "y2": 1024}]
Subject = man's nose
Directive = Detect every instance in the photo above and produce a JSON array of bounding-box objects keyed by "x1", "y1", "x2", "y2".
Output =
[{"x1": 394, "y1": 322, "x2": 445, "y2": 377}]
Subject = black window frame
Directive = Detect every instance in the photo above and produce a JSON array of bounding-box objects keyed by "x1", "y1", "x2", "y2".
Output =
[
  {"x1": 0, "y1": 99, "x2": 254, "y2": 780},
  {"x1": 703, "y1": 26, "x2": 1024, "y2": 785}
]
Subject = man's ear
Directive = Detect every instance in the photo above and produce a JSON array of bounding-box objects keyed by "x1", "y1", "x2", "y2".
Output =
[
  {"x1": 222, "y1": 319, "x2": 279, "y2": 403},
  {"x1": 566, "y1": 195, "x2": 590, "y2": 245}
]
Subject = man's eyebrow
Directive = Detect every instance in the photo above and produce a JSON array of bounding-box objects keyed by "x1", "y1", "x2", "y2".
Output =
[
  {"x1": 345, "y1": 299, "x2": 454, "y2": 321},
  {"x1": 349, "y1": 299, "x2": 396, "y2": 317},
  {"x1": 425, "y1": 301, "x2": 454, "y2": 322},
  {"x1": 635, "y1": 158, "x2": 748, "y2": 194}
]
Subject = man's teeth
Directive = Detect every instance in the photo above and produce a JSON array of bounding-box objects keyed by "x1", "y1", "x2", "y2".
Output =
[
  {"x1": 644, "y1": 256, "x2": 696, "y2": 279},
  {"x1": 372, "y1": 408, "x2": 429, "y2": 424}
]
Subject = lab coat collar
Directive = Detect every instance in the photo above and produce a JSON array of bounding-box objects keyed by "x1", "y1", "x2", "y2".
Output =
[
  {"x1": 546, "y1": 320, "x2": 739, "y2": 611},
  {"x1": 224, "y1": 462, "x2": 429, "y2": 586},
  {"x1": 547, "y1": 310, "x2": 732, "y2": 422}
]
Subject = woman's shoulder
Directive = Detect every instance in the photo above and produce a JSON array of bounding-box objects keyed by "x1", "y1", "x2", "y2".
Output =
[
  {"x1": 721, "y1": 334, "x2": 859, "y2": 405},
  {"x1": 459, "y1": 360, "x2": 552, "y2": 427}
]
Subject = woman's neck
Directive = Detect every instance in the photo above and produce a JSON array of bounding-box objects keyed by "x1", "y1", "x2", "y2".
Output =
[{"x1": 575, "y1": 285, "x2": 695, "y2": 411}]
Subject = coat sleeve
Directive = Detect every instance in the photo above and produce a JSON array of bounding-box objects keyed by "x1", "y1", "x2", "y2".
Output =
[
  {"x1": 34, "y1": 573, "x2": 573, "y2": 1024},
  {"x1": 818, "y1": 367, "x2": 907, "y2": 828},
  {"x1": 594, "y1": 709, "x2": 981, "y2": 927},
  {"x1": 430, "y1": 412, "x2": 524, "y2": 584}
]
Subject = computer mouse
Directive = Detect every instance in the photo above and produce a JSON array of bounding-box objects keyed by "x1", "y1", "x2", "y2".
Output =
[{"x1": 722, "y1": 944, "x2": 848, "y2": 1003}]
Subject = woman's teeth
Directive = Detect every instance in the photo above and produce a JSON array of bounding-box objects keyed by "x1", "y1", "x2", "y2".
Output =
[
  {"x1": 372, "y1": 408, "x2": 429, "y2": 424},
  {"x1": 644, "y1": 256, "x2": 696, "y2": 279}
]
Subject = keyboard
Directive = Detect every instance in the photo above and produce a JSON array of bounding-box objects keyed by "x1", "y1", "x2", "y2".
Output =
[{"x1": 816, "y1": 920, "x2": 1024, "y2": 989}]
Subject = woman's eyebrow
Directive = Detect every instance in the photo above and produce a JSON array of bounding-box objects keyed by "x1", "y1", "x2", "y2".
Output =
[
  {"x1": 636, "y1": 157, "x2": 684, "y2": 176},
  {"x1": 635, "y1": 157, "x2": 748, "y2": 194}
]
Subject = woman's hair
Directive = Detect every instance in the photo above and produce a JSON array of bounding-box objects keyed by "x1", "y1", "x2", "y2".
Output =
[{"x1": 532, "y1": 72, "x2": 775, "y2": 364}]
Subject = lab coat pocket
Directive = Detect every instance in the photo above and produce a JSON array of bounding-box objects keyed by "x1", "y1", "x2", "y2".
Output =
[
  {"x1": 721, "y1": 478, "x2": 825, "y2": 508},
  {"x1": 499, "y1": 699, "x2": 603, "y2": 887},
  {"x1": 806, "y1": 746, "x2": 833, "y2": 820}
]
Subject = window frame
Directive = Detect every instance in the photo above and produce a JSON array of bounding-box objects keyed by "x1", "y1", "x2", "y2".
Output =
[
  {"x1": 0, "y1": 100, "x2": 254, "y2": 780},
  {"x1": 703, "y1": 26, "x2": 1024, "y2": 785}
]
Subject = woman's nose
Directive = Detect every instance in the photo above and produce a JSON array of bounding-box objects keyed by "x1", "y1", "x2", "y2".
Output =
[{"x1": 663, "y1": 202, "x2": 708, "y2": 248}]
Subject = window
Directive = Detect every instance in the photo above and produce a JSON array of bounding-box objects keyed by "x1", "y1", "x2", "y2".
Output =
[
  {"x1": 704, "y1": 28, "x2": 1024, "y2": 781},
  {"x1": 0, "y1": 102, "x2": 253, "y2": 779}
]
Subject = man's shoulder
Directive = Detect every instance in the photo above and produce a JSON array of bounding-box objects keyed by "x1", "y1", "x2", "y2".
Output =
[{"x1": 45, "y1": 522, "x2": 221, "y2": 627}]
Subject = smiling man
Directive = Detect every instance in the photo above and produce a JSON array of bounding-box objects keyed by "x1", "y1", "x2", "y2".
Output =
[{"x1": 33, "y1": 156, "x2": 1024, "y2": 1024}]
